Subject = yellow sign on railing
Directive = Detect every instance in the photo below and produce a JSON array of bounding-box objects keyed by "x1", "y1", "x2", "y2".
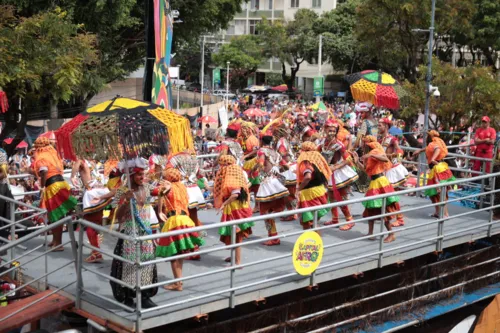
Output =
[{"x1": 293, "y1": 231, "x2": 324, "y2": 276}]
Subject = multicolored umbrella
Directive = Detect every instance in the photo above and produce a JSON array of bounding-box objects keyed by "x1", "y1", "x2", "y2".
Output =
[
  {"x1": 244, "y1": 108, "x2": 267, "y2": 117},
  {"x1": 197, "y1": 115, "x2": 218, "y2": 124},
  {"x1": 271, "y1": 84, "x2": 295, "y2": 92},
  {"x1": 345, "y1": 70, "x2": 408, "y2": 110},
  {"x1": 55, "y1": 97, "x2": 193, "y2": 161}
]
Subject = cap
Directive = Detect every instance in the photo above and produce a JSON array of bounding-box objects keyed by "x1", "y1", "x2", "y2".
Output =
[
  {"x1": 260, "y1": 129, "x2": 273, "y2": 138},
  {"x1": 227, "y1": 122, "x2": 241, "y2": 131},
  {"x1": 482, "y1": 116, "x2": 491, "y2": 122}
]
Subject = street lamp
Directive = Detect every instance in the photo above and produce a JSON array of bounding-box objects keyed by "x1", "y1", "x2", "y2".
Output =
[
  {"x1": 226, "y1": 61, "x2": 230, "y2": 111},
  {"x1": 412, "y1": 0, "x2": 437, "y2": 190},
  {"x1": 317, "y1": 34, "x2": 323, "y2": 103}
]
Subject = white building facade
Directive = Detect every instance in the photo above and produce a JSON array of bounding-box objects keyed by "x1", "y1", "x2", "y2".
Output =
[{"x1": 224, "y1": 0, "x2": 342, "y2": 97}]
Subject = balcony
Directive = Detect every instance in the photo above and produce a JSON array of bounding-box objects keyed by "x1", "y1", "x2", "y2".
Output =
[{"x1": 234, "y1": 9, "x2": 284, "y2": 19}]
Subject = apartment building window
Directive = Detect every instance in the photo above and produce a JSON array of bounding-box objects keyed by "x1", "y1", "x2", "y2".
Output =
[
  {"x1": 249, "y1": 20, "x2": 259, "y2": 35},
  {"x1": 291, "y1": 0, "x2": 299, "y2": 8},
  {"x1": 226, "y1": 23, "x2": 235, "y2": 35},
  {"x1": 251, "y1": 0, "x2": 260, "y2": 10},
  {"x1": 312, "y1": 0, "x2": 321, "y2": 8},
  {"x1": 269, "y1": 0, "x2": 273, "y2": 10},
  {"x1": 234, "y1": 20, "x2": 246, "y2": 35}
]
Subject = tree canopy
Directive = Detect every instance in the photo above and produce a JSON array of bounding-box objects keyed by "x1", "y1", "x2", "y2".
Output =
[
  {"x1": 212, "y1": 35, "x2": 265, "y2": 89},
  {"x1": 259, "y1": 9, "x2": 319, "y2": 93},
  {"x1": 401, "y1": 59, "x2": 500, "y2": 129},
  {"x1": 0, "y1": 6, "x2": 98, "y2": 155}
]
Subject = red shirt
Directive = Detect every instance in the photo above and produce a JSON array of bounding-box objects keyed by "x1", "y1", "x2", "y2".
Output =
[{"x1": 474, "y1": 127, "x2": 496, "y2": 153}]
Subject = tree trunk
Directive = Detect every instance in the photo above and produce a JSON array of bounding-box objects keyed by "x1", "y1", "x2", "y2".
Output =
[{"x1": 50, "y1": 100, "x2": 58, "y2": 119}]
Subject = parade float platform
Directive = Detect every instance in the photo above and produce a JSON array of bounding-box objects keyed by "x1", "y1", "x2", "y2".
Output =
[{"x1": 12, "y1": 193, "x2": 499, "y2": 331}]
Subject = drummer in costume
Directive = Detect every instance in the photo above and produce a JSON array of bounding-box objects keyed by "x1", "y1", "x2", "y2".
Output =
[
  {"x1": 33, "y1": 137, "x2": 77, "y2": 251},
  {"x1": 296, "y1": 142, "x2": 331, "y2": 230},
  {"x1": 83, "y1": 159, "x2": 123, "y2": 263},
  {"x1": 274, "y1": 123, "x2": 298, "y2": 221},
  {"x1": 354, "y1": 103, "x2": 377, "y2": 192},
  {"x1": 378, "y1": 117, "x2": 408, "y2": 227},
  {"x1": 295, "y1": 112, "x2": 317, "y2": 144},
  {"x1": 214, "y1": 155, "x2": 254, "y2": 266},
  {"x1": 156, "y1": 168, "x2": 204, "y2": 291},
  {"x1": 239, "y1": 122, "x2": 261, "y2": 212},
  {"x1": 353, "y1": 136, "x2": 400, "y2": 243},
  {"x1": 218, "y1": 122, "x2": 244, "y2": 166},
  {"x1": 318, "y1": 120, "x2": 358, "y2": 230},
  {"x1": 110, "y1": 158, "x2": 158, "y2": 309},
  {"x1": 253, "y1": 129, "x2": 289, "y2": 246},
  {"x1": 413, "y1": 130, "x2": 455, "y2": 218}
]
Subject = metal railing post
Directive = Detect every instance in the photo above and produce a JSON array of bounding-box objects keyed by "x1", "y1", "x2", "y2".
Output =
[
  {"x1": 76, "y1": 221, "x2": 84, "y2": 309},
  {"x1": 310, "y1": 210, "x2": 318, "y2": 287},
  {"x1": 378, "y1": 198, "x2": 386, "y2": 268},
  {"x1": 465, "y1": 132, "x2": 471, "y2": 170},
  {"x1": 480, "y1": 161, "x2": 486, "y2": 209},
  {"x1": 488, "y1": 173, "x2": 496, "y2": 237},
  {"x1": 437, "y1": 186, "x2": 446, "y2": 252},
  {"x1": 229, "y1": 224, "x2": 236, "y2": 308},
  {"x1": 135, "y1": 239, "x2": 142, "y2": 332},
  {"x1": 9, "y1": 202, "x2": 16, "y2": 279},
  {"x1": 67, "y1": 219, "x2": 79, "y2": 292}
]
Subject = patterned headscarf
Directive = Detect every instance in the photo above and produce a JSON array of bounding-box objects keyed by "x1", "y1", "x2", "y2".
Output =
[
  {"x1": 296, "y1": 142, "x2": 332, "y2": 181},
  {"x1": 364, "y1": 135, "x2": 383, "y2": 150},
  {"x1": 428, "y1": 130, "x2": 440, "y2": 138},
  {"x1": 165, "y1": 167, "x2": 182, "y2": 182},
  {"x1": 34, "y1": 137, "x2": 51, "y2": 149},
  {"x1": 214, "y1": 155, "x2": 248, "y2": 209}
]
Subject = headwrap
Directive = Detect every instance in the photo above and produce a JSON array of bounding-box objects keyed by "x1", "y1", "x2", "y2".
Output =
[
  {"x1": 227, "y1": 122, "x2": 241, "y2": 132},
  {"x1": 324, "y1": 119, "x2": 339, "y2": 129},
  {"x1": 118, "y1": 157, "x2": 149, "y2": 175},
  {"x1": 33, "y1": 138, "x2": 63, "y2": 177},
  {"x1": 161, "y1": 167, "x2": 189, "y2": 214},
  {"x1": 428, "y1": 130, "x2": 440, "y2": 138},
  {"x1": 363, "y1": 135, "x2": 392, "y2": 175},
  {"x1": 379, "y1": 118, "x2": 392, "y2": 126},
  {"x1": 427, "y1": 131, "x2": 448, "y2": 161},
  {"x1": 296, "y1": 142, "x2": 332, "y2": 181},
  {"x1": 213, "y1": 155, "x2": 248, "y2": 209},
  {"x1": 34, "y1": 137, "x2": 51, "y2": 149}
]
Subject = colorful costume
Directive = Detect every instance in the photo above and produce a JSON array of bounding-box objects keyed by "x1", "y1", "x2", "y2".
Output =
[
  {"x1": 82, "y1": 159, "x2": 122, "y2": 263},
  {"x1": 379, "y1": 135, "x2": 409, "y2": 188},
  {"x1": 318, "y1": 121, "x2": 358, "y2": 227},
  {"x1": 296, "y1": 142, "x2": 331, "y2": 229},
  {"x1": 109, "y1": 158, "x2": 158, "y2": 306},
  {"x1": 156, "y1": 168, "x2": 204, "y2": 257},
  {"x1": 361, "y1": 137, "x2": 401, "y2": 224},
  {"x1": 33, "y1": 138, "x2": 77, "y2": 223},
  {"x1": 214, "y1": 155, "x2": 254, "y2": 245},
  {"x1": 255, "y1": 132, "x2": 289, "y2": 244},
  {"x1": 240, "y1": 123, "x2": 261, "y2": 194},
  {"x1": 275, "y1": 127, "x2": 298, "y2": 220},
  {"x1": 424, "y1": 131, "x2": 455, "y2": 200}
]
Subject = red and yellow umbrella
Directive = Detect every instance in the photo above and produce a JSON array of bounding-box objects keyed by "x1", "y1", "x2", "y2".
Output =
[{"x1": 345, "y1": 70, "x2": 408, "y2": 110}]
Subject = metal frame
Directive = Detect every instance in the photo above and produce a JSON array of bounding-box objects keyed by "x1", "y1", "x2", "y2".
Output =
[{"x1": 2, "y1": 151, "x2": 500, "y2": 332}]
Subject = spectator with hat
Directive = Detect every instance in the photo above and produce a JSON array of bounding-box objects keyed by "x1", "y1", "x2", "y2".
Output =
[{"x1": 473, "y1": 116, "x2": 496, "y2": 173}]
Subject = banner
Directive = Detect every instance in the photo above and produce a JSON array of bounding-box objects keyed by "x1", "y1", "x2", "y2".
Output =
[
  {"x1": 218, "y1": 106, "x2": 228, "y2": 130},
  {"x1": 151, "y1": 0, "x2": 173, "y2": 109},
  {"x1": 313, "y1": 76, "x2": 324, "y2": 97},
  {"x1": 213, "y1": 68, "x2": 221, "y2": 86}
]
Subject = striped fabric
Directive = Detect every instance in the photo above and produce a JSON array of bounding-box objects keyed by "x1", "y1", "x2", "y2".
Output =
[
  {"x1": 156, "y1": 215, "x2": 204, "y2": 257},
  {"x1": 219, "y1": 199, "x2": 253, "y2": 245},
  {"x1": 298, "y1": 185, "x2": 329, "y2": 224},
  {"x1": 42, "y1": 176, "x2": 77, "y2": 223},
  {"x1": 424, "y1": 162, "x2": 456, "y2": 197},
  {"x1": 362, "y1": 176, "x2": 399, "y2": 209}
]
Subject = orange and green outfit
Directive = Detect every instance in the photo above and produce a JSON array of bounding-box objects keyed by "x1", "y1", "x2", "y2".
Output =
[
  {"x1": 214, "y1": 155, "x2": 254, "y2": 245},
  {"x1": 240, "y1": 124, "x2": 261, "y2": 193},
  {"x1": 34, "y1": 140, "x2": 77, "y2": 223},
  {"x1": 424, "y1": 134, "x2": 455, "y2": 200},
  {"x1": 156, "y1": 168, "x2": 204, "y2": 257},
  {"x1": 362, "y1": 141, "x2": 401, "y2": 221},
  {"x1": 296, "y1": 142, "x2": 331, "y2": 229}
]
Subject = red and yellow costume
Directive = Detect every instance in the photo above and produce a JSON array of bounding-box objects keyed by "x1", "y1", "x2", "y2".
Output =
[
  {"x1": 361, "y1": 136, "x2": 401, "y2": 222},
  {"x1": 214, "y1": 155, "x2": 254, "y2": 245},
  {"x1": 296, "y1": 142, "x2": 331, "y2": 229},
  {"x1": 239, "y1": 123, "x2": 261, "y2": 194},
  {"x1": 424, "y1": 131, "x2": 455, "y2": 201},
  {"x1": 156, "y1": 168, "x2": 204, "y2": 257},
  {"x1": 33, "y1": 137, "x2": 77, "y2": 223}
]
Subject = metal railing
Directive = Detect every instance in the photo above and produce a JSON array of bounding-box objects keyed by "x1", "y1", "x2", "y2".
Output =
[{"x1": 1, "y1": 151, "x2": 500, "y2": 332}]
